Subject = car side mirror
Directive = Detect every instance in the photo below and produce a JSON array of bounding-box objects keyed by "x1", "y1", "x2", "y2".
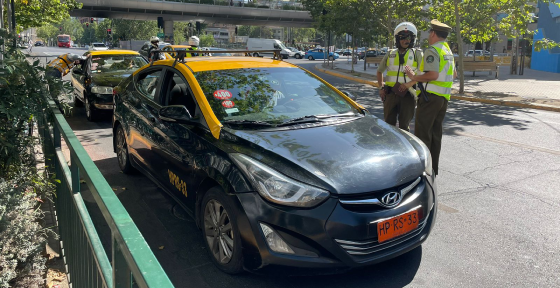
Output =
[
  {"x1": 159, "y1": 105, "x2": 195, "y2": 124},
  {"x1": 341, "y1": 91, "x2": 357, "y2": 101}
]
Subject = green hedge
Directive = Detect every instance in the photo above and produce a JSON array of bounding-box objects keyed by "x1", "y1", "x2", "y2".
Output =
[{"x1": 0, "y1": 30, "x2": 56, "y2": 287}]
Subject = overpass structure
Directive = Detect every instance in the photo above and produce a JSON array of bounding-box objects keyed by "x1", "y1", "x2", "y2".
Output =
[{"x1": 71, "y1": 0, "x2": 313, "y2": 28}]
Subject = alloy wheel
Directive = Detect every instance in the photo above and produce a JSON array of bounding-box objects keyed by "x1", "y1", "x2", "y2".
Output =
[
  {"x1": 116, "y1": 128, "x2": 128, "y2": 169},
  {"x1": 204, "y1": 199, "x2": 234, "y2": 264}
]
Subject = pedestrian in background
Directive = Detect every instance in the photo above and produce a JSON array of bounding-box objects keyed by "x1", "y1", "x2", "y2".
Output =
[
  {"x1": 28, "y1": 39, "x2": 34, "y2": 53},
  {"x1": 376, "y1": 22, "x2": 423, "y2": 131},
  {"x1": 405, "y1": 19, "x2": 457, "y2": 176}
]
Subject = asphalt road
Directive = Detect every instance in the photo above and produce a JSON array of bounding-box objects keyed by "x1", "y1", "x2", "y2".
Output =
[{"x1": 39, "y1": 47, "x2": 560, "y2": 287}]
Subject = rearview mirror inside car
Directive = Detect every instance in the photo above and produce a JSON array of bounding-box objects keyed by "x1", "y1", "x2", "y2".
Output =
[{"x1": 159, "y1": 105, "x2": 195, "y2": 124}]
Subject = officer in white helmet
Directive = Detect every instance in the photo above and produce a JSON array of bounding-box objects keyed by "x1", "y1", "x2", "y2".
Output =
[
  {"x1": 187, "y1": 36, "x2": 200, "y2": 57},
  {"x1": 376, "y1": 22, "x2": 423, "y2": 131},
  {"x1": 148, "y1": 36, "x2": 163, "y2": 62}
]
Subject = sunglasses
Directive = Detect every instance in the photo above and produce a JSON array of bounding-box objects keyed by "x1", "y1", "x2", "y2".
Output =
[{"x1": 397, "y1": 34, "x2": 412, "y2": 41}]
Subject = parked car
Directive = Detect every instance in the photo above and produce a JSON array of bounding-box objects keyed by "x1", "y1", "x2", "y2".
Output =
[
  {"x1": 34, "y1": 40, "x2": 44, "y2": 47},
  {"x1": 287, "y1": 47, "x2": 304, "y2": 59},
  {"x1": 205, "y1": 47, "x2": 232, "y2": 56},
  {"x1": 342, "y1": 49, "x2": 352, "y2": 56},
  {"x1": 334, "y1": 49, "x2": 343, "y2": 54},
  {"x1": 359, "y1": 50, "x2": 378, "y2": 60},
  {"x1": 90, "y1": 42, "x2": 109, "y2": 51},
  {"x1": 465, "y1": 50, "x2": 490, "y2": 57},
  {"x1": 305, "y1": 48, "x2": 339, "y2": 60},
  {"x1": 111, "y1": 52, "x2": 437, "y2": 274},
  {"x1": 71, "y1": 50, "x2": 148, "y2": 121}
]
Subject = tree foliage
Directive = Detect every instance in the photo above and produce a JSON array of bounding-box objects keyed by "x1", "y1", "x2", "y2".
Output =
[
  {"x1": 199, "y1": 34, "x2": 216, "y2": 47},
  {"x1": 13, "y1": 0, "x2": 82, "y2": 30}
]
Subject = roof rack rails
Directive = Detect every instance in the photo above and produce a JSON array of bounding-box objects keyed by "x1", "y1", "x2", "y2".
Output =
[{"x1": 149, "y1": 49, "x2": 284, "y2": 66}]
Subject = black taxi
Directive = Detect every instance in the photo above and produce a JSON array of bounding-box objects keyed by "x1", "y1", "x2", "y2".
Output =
[
  {"x1": 71, "y1": 50, "x2": 147, "y2": 121},
  {"x1": 112, "y1": 51, "x2": 437, "y2": 274}
]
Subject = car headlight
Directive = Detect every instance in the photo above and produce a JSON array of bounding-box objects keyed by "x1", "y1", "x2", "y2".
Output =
[
  {"x1": 91, "y1": 86, "x2": 114, "y2": 94},
  {"x1": 230, "y1": 154, "x2": 330, "y2": 208},
  {"x1": 401, "y1": 130, "x2": 433, "y2": 176}
]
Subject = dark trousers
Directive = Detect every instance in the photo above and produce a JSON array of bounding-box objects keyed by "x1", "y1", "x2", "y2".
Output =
[
  {"x1": 414, "y1": 93, "x2": 448, "y2": 175},
  {"x1": 383, "y1": 92, "x2": 416, "y2": 131}
]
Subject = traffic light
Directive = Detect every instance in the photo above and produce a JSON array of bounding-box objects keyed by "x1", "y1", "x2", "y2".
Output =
[
  {"x1": 235, "y1": 27, "x2": 238, "y2": 35},
  {"x1": 90, "y1": 18, "x2": 94, "y2": 23},
  {"x1": 196, "y1": 21, "x2": 201, "y2": 34},
  {"x1": 59, "y1": 26, "x2": 62, "y2": 32},
  {"x1": 86, "y1": 23, "x2": 89, "y2": 28},
  {"x1": 107, "y1": 29, "x2": 112, "y2": 35}
]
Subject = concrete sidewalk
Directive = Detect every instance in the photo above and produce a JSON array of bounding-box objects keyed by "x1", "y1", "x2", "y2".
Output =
[{"x1": 315, "y1": 60, "x2": 560, "y2": 112}]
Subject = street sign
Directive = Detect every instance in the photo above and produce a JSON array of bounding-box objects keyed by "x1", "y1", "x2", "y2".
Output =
[{"x1": 157, "y1": 32, "x2": 164, "y2": 38}]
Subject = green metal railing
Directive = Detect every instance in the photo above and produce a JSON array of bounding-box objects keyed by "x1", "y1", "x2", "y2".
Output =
[{"x1": 39, "y1": 99, "x2": 174, "y2": 288}]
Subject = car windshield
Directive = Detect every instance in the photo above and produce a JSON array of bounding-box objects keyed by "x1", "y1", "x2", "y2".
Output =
[
  {"x1": 93, "y1": 43, "x2": 106, "y2": 47},
  {"x1": 58, "y1": 36, "x2": 70, "y2": 42},
  {"x1": 90, "y1": 55, "x2": 147, "y2": 73},
  {"x1": 194, "y1": 67, "x2": 360, "y2": 125}
]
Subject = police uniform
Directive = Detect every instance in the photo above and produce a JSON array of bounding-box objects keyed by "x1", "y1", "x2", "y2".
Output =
[
  {"x1": 186, "y1": 46, "x2": 199, "y2": 58},
  {"x1": 378, "y1": 48, "x2": 423, "y2": 131},
  {"x1": 415, "y1": 20, "x2": 455, "y2": 175}
]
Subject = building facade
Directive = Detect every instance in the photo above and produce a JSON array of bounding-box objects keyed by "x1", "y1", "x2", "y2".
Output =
[{"x1": 531, "y1": 1, "x2": 560, "y2": 73}]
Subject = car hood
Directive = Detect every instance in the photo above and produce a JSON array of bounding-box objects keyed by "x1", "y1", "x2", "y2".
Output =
[
  {"x1": 227, "y1": 115, "x2": 424, "y2": 195},
  {"x1": 91, "y1": 72, "x2": 131, "y2": 87}
]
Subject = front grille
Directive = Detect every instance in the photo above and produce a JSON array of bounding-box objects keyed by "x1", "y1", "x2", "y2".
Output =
[
  {"x1": 334, "y1": 217, "x2": 428, "y2": 256},
  {"x1": 338, "y1": 177, "x2": 423, "y2": 211}
]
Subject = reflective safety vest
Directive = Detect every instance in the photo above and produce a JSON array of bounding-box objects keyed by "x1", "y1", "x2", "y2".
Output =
[
  {"x1": 47, "y1": 54, "x2": 74, "y2": 76},
  {"x1": 186, "y1": 46, "x2": 199, "y2": 58},
  {"x1": 420, "y1": 41, "x2": 454, "y2": 100},
  {"x1": 385, "y1": 48, "x2": 421, "y2": 96}
]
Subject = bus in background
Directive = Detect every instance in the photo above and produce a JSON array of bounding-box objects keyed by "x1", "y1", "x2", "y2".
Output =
[{"x1": 57, "y1": 34, "x2": 71, "y2": 48}]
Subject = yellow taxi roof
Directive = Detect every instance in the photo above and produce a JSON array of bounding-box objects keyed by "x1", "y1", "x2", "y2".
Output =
[
  {"x1": 181, "y1": 57, "x2": 297, "y2": 72},
  {"x1": 88, "y1": 50, "x2": 140, "y2": 56},
  {"x1": 164, "y1": 45, "x2": 192, "y2": 49}
]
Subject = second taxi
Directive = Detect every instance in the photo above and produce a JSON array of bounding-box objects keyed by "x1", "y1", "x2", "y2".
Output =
[{"x1": 112, "y1": 52, "x2": 437, "y2": 274}]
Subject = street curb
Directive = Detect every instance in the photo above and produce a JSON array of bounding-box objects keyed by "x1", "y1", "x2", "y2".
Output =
[
  {"x1": 314, "y1": 64, "x2": 379, "y2": 87},
  {"x1": 314, "y1": 64, "x2": 560, "y2": 113}
]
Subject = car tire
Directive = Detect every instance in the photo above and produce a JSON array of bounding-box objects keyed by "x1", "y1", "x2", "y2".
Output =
[
  {"x1": 115, "y1": 124, "x2": 134, "y2": 174},
  {"x1": 328, "y1": 55, "x2": 334, "y2": 61},
  {"x1": 252, "y1": 52, "x2": 259, "y2": 57},
  {"x1": 74, "y1": 94, "x2": 83, "y2": 107},
  {"x1": 295, "y1": 54, "x2": 301, "y2": 59},
  {"x1": 308, "y1": 56, "x2": 314, "y2": 60},
  {"x1": 85, "y1": 96, "x2": 97, "y2": 122},
  {"x1": 201, "y1": 187, "x2": 244, "y2": 274}
]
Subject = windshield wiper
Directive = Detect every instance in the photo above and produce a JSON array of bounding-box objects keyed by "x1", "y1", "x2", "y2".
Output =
[
  {"x1": 222, "y1": 120, "x2": 275, "y2": 127},
  {"x1": 278, "y1": 112, "x2": 362, "y2": 127}
]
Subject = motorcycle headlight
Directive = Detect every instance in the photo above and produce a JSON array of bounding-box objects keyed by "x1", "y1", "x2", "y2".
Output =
[
  {"x1": 91, "y1": 86, "x2": 114, "y2": 94},
  {"x1": 230, "y1": 154, "x2": 330, "y2": 208},
  {"x1": 401, "y1": 130, "x2": 433, "y2": 176}
]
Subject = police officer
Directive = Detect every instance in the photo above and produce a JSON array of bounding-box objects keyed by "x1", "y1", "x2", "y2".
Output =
[
  {"x1": 187, "y1": 36, "x2": 200, "y2": 57},
  {"x1": 46, "y1": 53, "x2": 86, "y2": 79},
  {"x1": 147, "y1": 36, "x2": 163, "y2": 62},
  {"x1": 405, "y1": 19, "x2": 457, "y2": 176},
  {"x1": 377, "y1": 22, "x2": 423, "y2": 131}
]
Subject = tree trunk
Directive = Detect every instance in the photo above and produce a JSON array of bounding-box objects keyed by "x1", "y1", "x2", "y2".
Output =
[
  {"x1": 510, "y1": 31, "x2": 518, "y2": 75},
  {"x1": 453, "y1": 0, "x2": 464, "y2": 93}
]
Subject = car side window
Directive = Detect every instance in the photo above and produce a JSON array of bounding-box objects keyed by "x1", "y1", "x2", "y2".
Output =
[
  {"x1": 162, "y1": 71, "x2": 198, "y2": 117},
  {"x1": 136, "y1": 69, "x2": 163, "y2": 100}
]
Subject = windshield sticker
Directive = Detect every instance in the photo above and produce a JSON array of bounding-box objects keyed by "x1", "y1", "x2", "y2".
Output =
[
  {"x1": 214, "y1": 90, "x2": 233, "y2": 100},
  {"x1": 225, "y1": 108, "x2": 239, "y2": 114},
  {"x1": 222, "y1": 100, "x2": 235, "y2": 108}
]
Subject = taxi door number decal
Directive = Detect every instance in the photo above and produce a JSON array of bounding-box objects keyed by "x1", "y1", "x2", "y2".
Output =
[
  {"x1": 168, "y1": 169, "x2": 187, "y2": 197},
  {"x1": 213, "y1": 90, "x2": 233, "y2": 100},
  {"x1": 222, "y1": 100, "x2": 235, "y2": 108}
]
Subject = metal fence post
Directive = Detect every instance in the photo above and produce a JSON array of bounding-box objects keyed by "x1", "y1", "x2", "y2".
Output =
[{"x1": 113, "y1": 233, "x2": 133, "y2": 288}]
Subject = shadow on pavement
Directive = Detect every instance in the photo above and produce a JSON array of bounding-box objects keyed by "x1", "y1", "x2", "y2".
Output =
[{"x1": 78, "y1": 156, "x2": 422, "y2": 288}]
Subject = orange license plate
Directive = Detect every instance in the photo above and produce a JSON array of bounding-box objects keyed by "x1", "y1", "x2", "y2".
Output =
[{"x1": 377, "y1": 210, "x2": 419, "y2": 243}]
